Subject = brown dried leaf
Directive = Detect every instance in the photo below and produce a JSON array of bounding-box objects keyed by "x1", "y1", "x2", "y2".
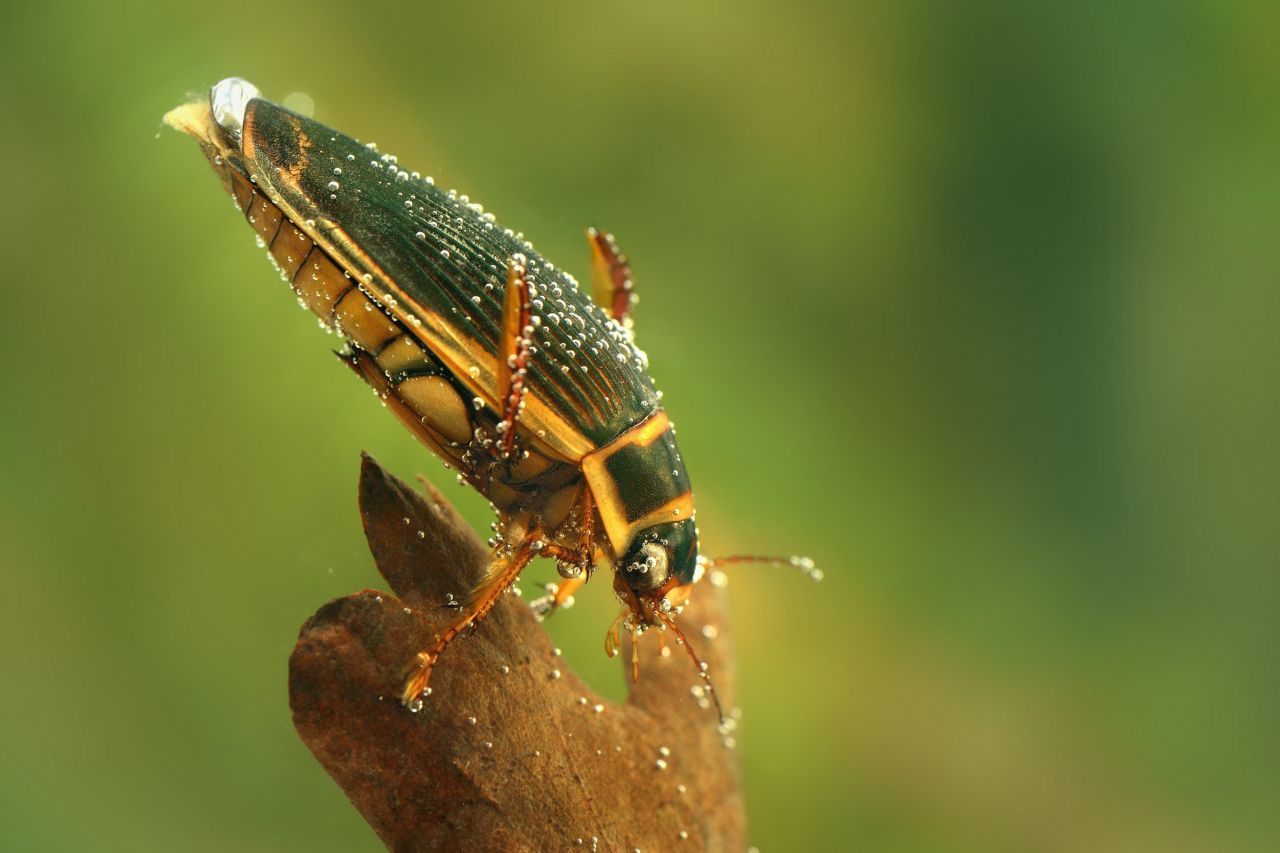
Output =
[{"x1": 288, "y1": 454, "x2": 744, "y2": 852}]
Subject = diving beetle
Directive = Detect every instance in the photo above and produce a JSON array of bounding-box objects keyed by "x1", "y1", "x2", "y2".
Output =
[{"x1": 166, "y1": 79, "x2": 816, "y2": 715}]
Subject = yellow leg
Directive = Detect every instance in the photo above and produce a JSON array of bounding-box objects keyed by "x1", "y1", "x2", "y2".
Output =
[
  {"x1": 495, "y1": 255, "x2": 532, "y2": 460},
  {"x1": 529, "y1": 575, "x2": 586, "y2": 621},
  {"x1": 552, "y1": 575, "x2": 585, "y2": 608},
  {"x1": 401, "y1": 535, "x2": 539, "y2": 706},
  {"x1": 603, "y1": 608, "x2": 629, "y2": 659},
  {"x1": 598, "y1": 601, "x2": 645, "y2": 684},
  {"x1": 528, "y1": 489, "x2": 599, "y2": 620},
  {"x1": 586, "y1": 227, "x2": 635, "y2": 323}
]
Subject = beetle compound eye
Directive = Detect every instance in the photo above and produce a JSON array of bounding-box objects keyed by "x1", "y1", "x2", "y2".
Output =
[
  {"x1": 210, "y1": 77, "x2": 260, "y2": 142},
  {"x1": 625, "y1": 542, "x2": 670, "y2": 592}
]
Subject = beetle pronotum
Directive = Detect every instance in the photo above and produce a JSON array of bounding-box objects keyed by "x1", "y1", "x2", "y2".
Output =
[{"x1": 166, "y1": 79, "x2": 817, "y2": 716}]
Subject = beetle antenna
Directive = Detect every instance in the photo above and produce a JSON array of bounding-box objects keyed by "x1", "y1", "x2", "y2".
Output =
[
  {"x1": 654, "y1": 606, "x2": 725, "y2": 724},
  {"x1": 700, "y1": 554, "x2": 823, "y2": 582}
]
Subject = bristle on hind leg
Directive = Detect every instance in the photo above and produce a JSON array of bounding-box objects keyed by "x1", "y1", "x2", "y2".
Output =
[
  {"x1": 586, "y1": 226, "x2": 635, "y2": 324},
  {"x1": 495, "y1": 255, "x2": 532, "y2": 461}
]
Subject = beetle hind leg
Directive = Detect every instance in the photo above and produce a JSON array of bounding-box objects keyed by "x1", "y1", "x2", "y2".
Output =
[
  {"x1": 495, "y1": 254, "x2": 533, "y2": 461},
  {"x1": 586, "y1": 227, "x2": 635, "y2": 325}
]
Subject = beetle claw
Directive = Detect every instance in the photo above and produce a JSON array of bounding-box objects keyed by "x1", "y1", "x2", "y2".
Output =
[{"x1": 400, "y1": 651, "x2": 435, "y2": 707}]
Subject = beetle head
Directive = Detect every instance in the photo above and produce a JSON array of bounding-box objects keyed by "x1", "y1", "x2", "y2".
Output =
[{"x1": 616, "y1": 519, "x2": 700, "y2": 603}]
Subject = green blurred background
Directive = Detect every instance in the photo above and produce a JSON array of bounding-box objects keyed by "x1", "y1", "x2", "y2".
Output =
[{"x1": 2, "y1": 1, "x2": 1277, "y2": 850}]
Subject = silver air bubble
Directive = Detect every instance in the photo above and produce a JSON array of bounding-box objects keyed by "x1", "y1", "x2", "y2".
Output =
[{"x1": 210, "y1": 77, "x2": 260, "y2": 142}]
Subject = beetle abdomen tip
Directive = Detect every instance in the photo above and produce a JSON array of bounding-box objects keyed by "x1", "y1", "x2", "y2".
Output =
[{"x1": 210, "y1": 77, "x2": 260, "y2": 140}]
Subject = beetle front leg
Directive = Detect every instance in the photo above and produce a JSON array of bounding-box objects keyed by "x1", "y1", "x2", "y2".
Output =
[{"x1": 529, "y1": 575, "x2": 586, "y2": 621}]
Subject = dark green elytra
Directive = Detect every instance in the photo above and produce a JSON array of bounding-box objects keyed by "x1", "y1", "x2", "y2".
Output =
[
  {"x1": 244, "y1": 101, "x2": 661, "y2": 449},
  {"x1": 169, "y1": 81, "x2": 709, "y2": 598}
]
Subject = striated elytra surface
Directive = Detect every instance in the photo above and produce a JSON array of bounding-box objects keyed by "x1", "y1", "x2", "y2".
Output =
[{"x1": 288, "y1": 455, "x2": 744, "y2": 851}]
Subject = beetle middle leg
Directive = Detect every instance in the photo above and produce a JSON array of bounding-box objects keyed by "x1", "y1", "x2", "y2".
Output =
[
  {"x1": 528, "y1": 487, "x2": 598, "y2": 619},
  {"x1": 540, "y1": 488, "x2": 599, "y2": 580},
  {"x1": 400, "y1": 530, "x2": 542, "y2": 706}
]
